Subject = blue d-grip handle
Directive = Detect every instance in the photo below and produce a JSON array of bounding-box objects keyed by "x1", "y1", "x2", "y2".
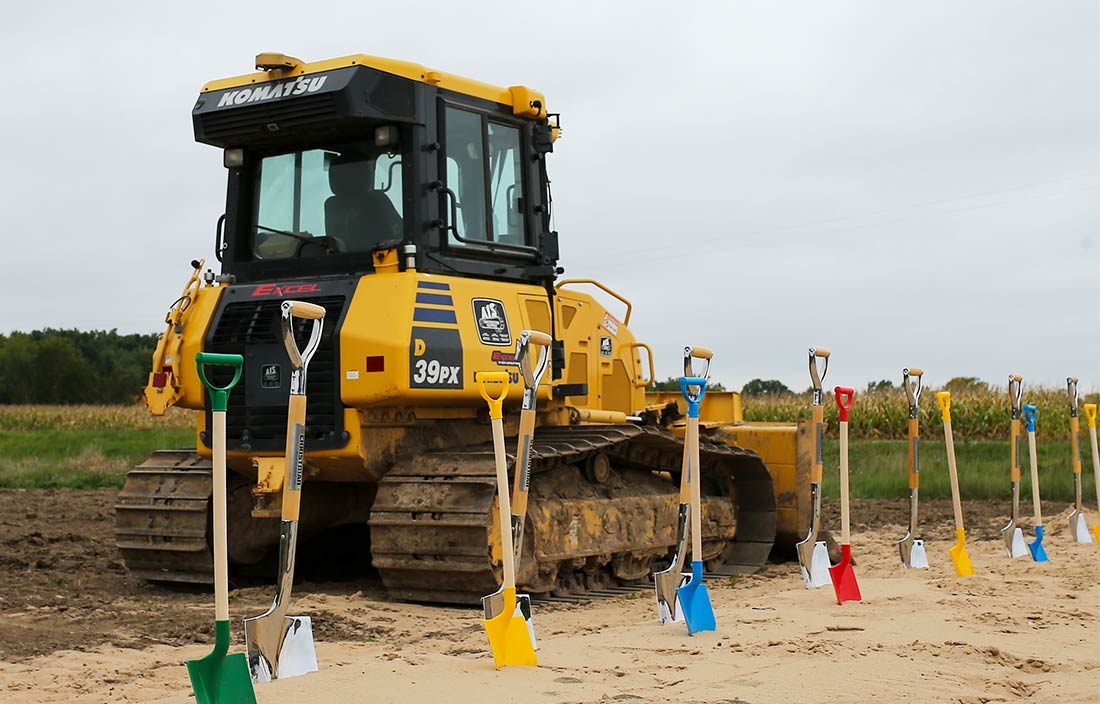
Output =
[
  {"x1": 680, "y1": 376, "x2": 708, "y2": 418},
  {"x1": 1023, "y1": 404, "x2": 1037, "y2": 432}
]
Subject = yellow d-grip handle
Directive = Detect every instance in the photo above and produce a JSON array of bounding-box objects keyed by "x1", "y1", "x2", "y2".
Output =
[
  {"x1": 1086, "y1": 403, "x2": 1098, "y2": 428},
  {"x1": 936, "y1": 391, "x2": 951, "y2": 423},
  {"x1": 477, "y1": 371, "x2": 510, "y2": 419},
  {"x1": 286, "y1": 301, "x2": 326, "y2": 319}
]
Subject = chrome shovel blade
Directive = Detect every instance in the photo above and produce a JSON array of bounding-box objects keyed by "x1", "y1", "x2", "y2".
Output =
[
  {"x1": 1069, "y1": 510, "x2": 1093, "y2": 544},
  {"x1": 1010, "y1": 527, "x2": 1028, "y2": 558},
  {"x1": 797, "y1": 540, "x2": 832, "y2": 588},
  {"x1": 908, "y1": 539, "x2": 929, "y2": 569},
  {"x1": 654, "y1": 502, "x2": 690, "y2": 623},
  {"x1": 244, "y1": 615, "x2": 317, "y2": 684}
]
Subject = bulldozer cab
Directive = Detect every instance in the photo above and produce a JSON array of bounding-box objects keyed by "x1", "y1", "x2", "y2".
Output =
[{"x1": 194, "y1": 54, "x2": 559, "y2": 286}]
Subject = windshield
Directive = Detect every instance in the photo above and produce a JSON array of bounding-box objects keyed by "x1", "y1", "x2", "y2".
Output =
[{"x1": 251, "y1": 140, "x2": 403, "y2": 260}]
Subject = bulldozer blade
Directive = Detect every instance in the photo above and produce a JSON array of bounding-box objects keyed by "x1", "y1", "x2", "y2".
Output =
[
  {"x1": 948, "y1": 528, "x2": 975, "y2": 577},
  {"x1": 1068, "y1": 510, "x2": 1092, "y2": 544},
  {"x1": 654, "y1": 502, "x2": 690, "y2": 623}
]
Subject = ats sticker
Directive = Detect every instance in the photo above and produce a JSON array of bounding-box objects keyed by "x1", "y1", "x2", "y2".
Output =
[
  {"x1": 252, "y1": 282, "x2": 321, "y2": 297},
  {"x1": 602, "y1": 312, "x2": 620, "y2": 335},
  {"x1": 260, "y1": 363, "x2": 282, "y2": 389},
  {"x1": 472, "y1": 298, "x2": 511, "y2": 346},
  {"x1": 599, "y1": 336, "x2": 613, "y2": 358},
  {"x1": 410, "y1": 326, "x2": 463, "y2": 389}
]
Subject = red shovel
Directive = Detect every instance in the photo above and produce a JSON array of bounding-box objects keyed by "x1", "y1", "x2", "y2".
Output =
[{"x1": 829, "y1": 387, "x2": 861, "y2": 605}]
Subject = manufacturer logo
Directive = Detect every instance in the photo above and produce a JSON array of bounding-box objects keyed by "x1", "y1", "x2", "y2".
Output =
[
  {"x1": 216, "y1": 76, "x2": 328, "y2": 108},
  {"x1": 252, "y1": 282, "x2": 321, "y2": 297},
  {"x1": 491, "y1": 350, "x2": 520, "y2": 367},
  {"x1": 599, "y1": 336, "x2": 613, "y2": 358},
  {"x1": 471, "y1": 298, "x2": 511, "y2": 346},
  {"x1": 260, "y1": 363, "x2": 282, "y2": 389}
]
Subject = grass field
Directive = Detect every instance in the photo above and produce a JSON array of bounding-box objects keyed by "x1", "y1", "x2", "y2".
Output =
[
  {"x1": 0, "y1": 404, "x2": 1097, "y2": 502},
  {"x1": 0, "y1": 405, "x2": 194, "y2": 488}
]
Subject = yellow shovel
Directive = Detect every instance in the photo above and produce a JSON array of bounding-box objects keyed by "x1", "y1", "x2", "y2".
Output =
[
  {"x1": 1084, "y1": 403, "x2": 1100, "y2": 546},
  {"x1": 936, "y1": 392, "x2": 975, "y2": 576},
  {"x1": 477, "y1": 372, "x2": 537, "y2": 669}
]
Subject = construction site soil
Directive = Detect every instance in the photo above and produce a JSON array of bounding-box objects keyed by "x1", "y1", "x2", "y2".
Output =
[{"x1": 1, "y1": 488, "x2": 1097, "y2": 703}]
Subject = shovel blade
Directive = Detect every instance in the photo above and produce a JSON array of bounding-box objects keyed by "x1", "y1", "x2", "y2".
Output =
[
  {"x1": 949, "y1": 529, "x2": 975, "y2": 577},
  {"x1": 1009, "y1": 527, "x2": 1028, "y2": 558},
  {"x1": 827, "y1": 545, "x2": 861, "y2": 605},
  {"x1": 676, "y1": 561, "x2": 715, "y2": 635},
  {"x1": 482, "y1": 588, "x2": 538, "y2": 650},
  {"x1": 1028, "y1": 526, "x2": 1048, "y2": 563},
  {"x1": 1092, "y1": 521, "x2": 1100, "y2": 546},
  {"x1": 797, "y1": 540, "x2": 832, "y2": 588},
  {"x1": 1068, "y1": 511, "x2": 1093, "y2": 544},
  {"x1": 482, "y1": 588, "x2": 537, "y2": 669},
  {"x1": 186, "y1": 621, "x2": 256, "y2": 704},
  {"x1": 244, "y1": 614, "x2": 318, "y2": 683},
  {"x1": 654, "y1": 569, "x2": 688, "y2": 624}
]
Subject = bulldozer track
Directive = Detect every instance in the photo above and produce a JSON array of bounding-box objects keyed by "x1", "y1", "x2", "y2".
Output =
[
  {"x1": 370, "y1": 424, "x2": 776, "y2": 604},
  {"x1": 114, "y1": 426, "x2": 777, "y2": 602}
]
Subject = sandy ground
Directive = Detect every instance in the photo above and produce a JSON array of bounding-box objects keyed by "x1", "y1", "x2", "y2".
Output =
[{"x1": 1, "y1": 490, "x2": 1098, "y2": 703}]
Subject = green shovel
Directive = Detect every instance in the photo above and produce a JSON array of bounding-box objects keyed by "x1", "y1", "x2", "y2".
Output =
[{"x1": 188, "y1": 352, "x2": 256, "y2": 704}]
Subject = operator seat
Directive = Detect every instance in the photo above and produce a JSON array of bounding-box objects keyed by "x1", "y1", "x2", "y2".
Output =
[{"x1": 325, "y1": 155, "x2": 402, "y2": 252}]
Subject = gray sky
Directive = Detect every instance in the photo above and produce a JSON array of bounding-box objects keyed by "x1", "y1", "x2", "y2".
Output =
[{"x1": 2, "y1": 1, "x2": 1097, "y2": 393}]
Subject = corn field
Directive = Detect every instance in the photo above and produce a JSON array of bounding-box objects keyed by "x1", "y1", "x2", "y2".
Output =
[
  {"x1": 742, "y1": 386, "x2": 1100, "y2": 441},
  {"x1": 0, "y1": 404, "x2": 194, "y2": 432}
]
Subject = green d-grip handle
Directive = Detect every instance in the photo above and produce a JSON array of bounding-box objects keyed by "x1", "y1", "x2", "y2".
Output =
[{"x1": 195, "y1": 352, "x2": 244, "y2": 412}]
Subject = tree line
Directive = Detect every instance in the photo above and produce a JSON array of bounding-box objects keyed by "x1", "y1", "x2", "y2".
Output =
[{"x1": 0, "y1": 330, "x2": 158, "y2": 404}]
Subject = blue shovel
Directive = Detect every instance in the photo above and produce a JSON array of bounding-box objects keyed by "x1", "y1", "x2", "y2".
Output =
[
  {"x1": 1023, "y1": 404, "x2": 1048, "y2": 562},
  {"x1": 676, "y1": 374, "x2": 716, "y2": 635}
]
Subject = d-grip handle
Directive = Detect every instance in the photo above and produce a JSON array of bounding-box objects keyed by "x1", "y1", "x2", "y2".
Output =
[
  {"x1": 683, "y1": 346, "x2": 712, "y2": 379},
  {"x1": 834, "y1": 387, "x2": 854, "y2": 422},
  {"x1": 1086, "y1": 403, "x2": 1098, "y2": 428},
  {"x1": 680, "y1": 376, "x2": 707, "y2": 416},
  {"x1": 808, "y1": 347, "x2": 829, "y2": 393},
  {"x1": 476, "y1": 371, "x2": 510, "y2": 419},
  {"x1": 285, "y1": 301, "x2": 325, "y2": 319},
  {"x1": 1024, "y1": 404, "x2": 1037, "y2": 433},
  {"x1": 936, "y1": 391, "x2": 951, "y2": 423},
  {"x1": 195, "y1": 353, "x2": 244, "y2": 413}
]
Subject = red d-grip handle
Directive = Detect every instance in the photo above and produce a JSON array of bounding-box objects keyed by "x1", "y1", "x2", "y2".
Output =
[{"x1": 834, "y1": 386, "x2": 854, "y2": 422}]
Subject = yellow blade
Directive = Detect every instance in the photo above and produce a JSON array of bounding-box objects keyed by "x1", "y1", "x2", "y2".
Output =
[
  {"x1": 949, "y1": 528, "x2": 975, "y2": 577},
  {"x1": 482, "y1": 588, "x2": 537, "y2": 669}
]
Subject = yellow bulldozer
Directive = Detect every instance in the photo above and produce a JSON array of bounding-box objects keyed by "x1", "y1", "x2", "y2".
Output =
[{"x1": 115, "y1": 52, "x2": 815, "y2": 603}]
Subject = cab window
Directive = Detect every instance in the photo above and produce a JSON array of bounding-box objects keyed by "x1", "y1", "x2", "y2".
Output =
[
  {"x1": 252, "y1": 140, "x2": 404, "y2": 259},
  {"x1": 444, "y1": 106, "x2": 526, "y2": 246}
]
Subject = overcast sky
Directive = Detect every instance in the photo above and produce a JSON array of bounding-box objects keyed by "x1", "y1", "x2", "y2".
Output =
[{"x1": 2, "y1": 1, "x2": 1097, "y2": 393}]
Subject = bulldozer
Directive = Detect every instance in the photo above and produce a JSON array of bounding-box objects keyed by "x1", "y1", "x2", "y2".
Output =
[{"x1": 115, "y1": 52, "x2": 815, "y2": 604}]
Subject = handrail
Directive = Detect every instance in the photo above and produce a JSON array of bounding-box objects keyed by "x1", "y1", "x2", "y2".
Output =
[
  {"x1": 554, "y1": 278, "x2": 632, "y2": 325},
  {"x1": 629, "y1": 342, "x2": 655, "y2": 388}
]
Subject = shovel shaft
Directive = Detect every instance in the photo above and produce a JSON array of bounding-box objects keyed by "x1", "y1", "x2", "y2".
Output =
[
  {"x1": 678, "y1": 430, "x2": 692, "y2": 503},
  {"x1": 1028, "y1": 428, "x2": 1042, "y2": 525},
  {"x1": 512, "y1": 409, "x2": 536, "y2": 520},
  {"x1": 1010, "y1": 418, "x2": 1022, "y2": 484},
  {"x1": 282, "y1": 394, "x2": 306, "y2": 522},
  {"x1": 688, "y1": 416, "x2": 703, "y2": 559},
  {"x1": 492, "y1": 416, "x2": 517, "y2": 590},
  {"x1": 811, "y1": 404, "x2": 824, "y2": 484},
  {"x1": 839, "y1": 420, "x2": 850, "y2": 545},
  {"x1": 908, "y1": 418, "x2": 920, "y2": 490},
  {"x1": 943, "y1": 420, "x2": 965, "y2": 532},
  {"x1": 213, "y1": 410, "x2": 230, "y2": 623},
  {"x1": 1089, "y1": 424, "x2": 1100, "y2": 512}
]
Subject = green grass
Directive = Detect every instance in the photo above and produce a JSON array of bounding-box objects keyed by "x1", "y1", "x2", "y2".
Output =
[
  {"x1": 821, "y1": 439, "x2": 1095, "y2": 503},
  {"x1": 0, "y1": 429, "x2": 194, "y2": 489}
]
